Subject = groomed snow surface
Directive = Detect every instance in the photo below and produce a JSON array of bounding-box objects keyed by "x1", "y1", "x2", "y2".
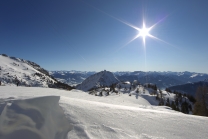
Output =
[{"x1": 0, "y1": 86, "x2": 208, "y2": 139}]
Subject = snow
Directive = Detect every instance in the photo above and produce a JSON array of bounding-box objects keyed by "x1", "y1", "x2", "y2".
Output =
[
  {"x1": 117, "y1": 82, "x2": 131, "y2": 88},
  {"x1": 190, "y1": 74, "x2": 198, "y2": 78},
  {"x1": 0, "y1": 55, "x2": 55, "y2": 87},
  {"x1": 0, "y1": 86, "x2": 208, "y2": 139},
  {"x1": 0, "y1": 96, "x2": 72, "y2": 139}
]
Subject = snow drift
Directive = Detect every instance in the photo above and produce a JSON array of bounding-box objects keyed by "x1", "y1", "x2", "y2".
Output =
[{"x1": 0, "y1": 96, "x2": 72, "y2": 139}]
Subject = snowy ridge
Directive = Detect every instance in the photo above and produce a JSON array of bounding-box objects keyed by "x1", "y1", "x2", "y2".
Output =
[
  {"x1": 0, "y1": 54, "x2": 56, "y2": 87},
  {"x1": 76, "y1": 70, "x2": 119, "y2": 91}
]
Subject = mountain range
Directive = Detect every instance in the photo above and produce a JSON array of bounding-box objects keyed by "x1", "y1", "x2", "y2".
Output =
[
  {"x1": 50, "y1": 70, "x2": 208, "y2": 89},
  {"x1": 2, "y1": 54, "x2": 208, "y2": 93}
]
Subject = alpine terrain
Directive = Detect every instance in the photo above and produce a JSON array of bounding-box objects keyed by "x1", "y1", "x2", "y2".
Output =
[{"x1": 0, "y1": 54, "x2": 208, "y2": 139}]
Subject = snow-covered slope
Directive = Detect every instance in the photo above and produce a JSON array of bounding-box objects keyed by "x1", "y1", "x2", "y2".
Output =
[
  {"x1": 0, "y1": 86, "x2": 208, "y2": 139},
  {"x1": 76, "y1": 70, "x2": 119, "y2": 91},
  {"x1": 0, "y1": 54, "x2": 56, "y2": 87}
]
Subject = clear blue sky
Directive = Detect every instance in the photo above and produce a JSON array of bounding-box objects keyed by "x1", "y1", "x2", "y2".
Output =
[{"x1": 1, "y1": 0, "x2": 208, "y2": 73}]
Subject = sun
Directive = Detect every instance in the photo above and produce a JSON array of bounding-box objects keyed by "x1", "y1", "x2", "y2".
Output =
[
  {"x1": 115, "y1": 16, "x2": 169, "y2": 50},
  {"x1": 117, "y1": 20, "x2": 158, "y2": 47},
  {"x1": 82, "y1": 2, "x2": 169, "y2": 48},
  {"x1": 136, "y1": 22, "x2": 151, "y2": 45}
]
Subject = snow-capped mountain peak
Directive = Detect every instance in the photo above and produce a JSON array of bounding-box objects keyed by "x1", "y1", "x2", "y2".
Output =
[{"x1": 76, "y1": 70, "x2": 119, "y2": 91}]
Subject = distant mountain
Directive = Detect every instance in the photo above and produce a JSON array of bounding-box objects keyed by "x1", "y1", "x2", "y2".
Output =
[
  {"x1": 51, "y1": 70, "x2": 208, "y2": 89},
  {"x1": 0, "y1": 54, "x2": 72, "y2": 89},
  {"x1": 49, "y1": 71, "x2": 96, "y2": 86},
  {"x1": 168, "y1": 80, "x2": 208, "y2": 96},
  {"x1": 76, "y1": 70, "x2": 119, "y2": 91},
  {"x1": 114, "y1": 71, "x2": 208, "y2": 89}
]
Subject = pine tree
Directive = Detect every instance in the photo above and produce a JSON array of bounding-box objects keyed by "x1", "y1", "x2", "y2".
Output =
[
  {"x1": 181, "y1": 101, "x2": 189, "y2": 114},
  {"x1": 188, "y1": 104, "x2": 192, "y2": 111},
  {"x1": 176, "y1": 106, "x2": 180, "y2": 112},
  {"x1": 193, "y1": 86, "x2": 208, "y2": 116},
  {"x1": 165, "y1": 98, "x2": 170, "y2": 107},
  {"x1": 167, "y1": 98, "x2": 169, "y2": 103},
  {"x1": 154, "y1": 85, "x2": 157, "y2": 91},
  {"x1": 100, "y1": 91, "x2": 103, "y2": 96},
  {"x1": 159, "y1": 89, "x2": 162, "y2": 100},
  {"x1": 156, "y1": 93, "x2": 159, "y2": 100},
  {"x1": 166, "y1": 101, "x2": 170, "y2": 107},
  {"x1": 171, "y1": 101, "x2": 176, "y2": 110},
  {"x1": 136, "y1": 88, "x2": 139, "y2": 93}
]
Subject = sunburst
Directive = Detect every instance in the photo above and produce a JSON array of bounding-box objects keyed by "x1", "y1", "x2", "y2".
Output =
[
  {"x1": 116, "y1": 16, "x2": 170, "y2": 50},
  {"x1": 136, "y1": 22, "x2": 152, "y2": 45},
  {"x1": 82, "y1": 1, "x2": 171, "y2": 49}
]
